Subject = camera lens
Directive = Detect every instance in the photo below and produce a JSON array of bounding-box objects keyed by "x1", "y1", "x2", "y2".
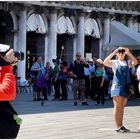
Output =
[{"x1": 14, "y1": 51, "x2": 24, "y2": 61}]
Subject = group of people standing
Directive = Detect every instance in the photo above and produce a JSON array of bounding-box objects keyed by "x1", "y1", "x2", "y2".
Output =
[
  {"x1": 30, "y1": 56, "x2": 69, "y2": 102},
  {"x1": 30, "y1": 53, "x2": 110, "y2": 106}
]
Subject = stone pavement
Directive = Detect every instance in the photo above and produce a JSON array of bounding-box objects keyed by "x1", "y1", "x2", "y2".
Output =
[{"x1": 12, "y1": 92, "x2": 140, "y2": 139}]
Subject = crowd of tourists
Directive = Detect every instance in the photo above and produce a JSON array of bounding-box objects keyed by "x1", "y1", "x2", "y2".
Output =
[{"x1": 29, "y1": 49, "x2": 140, "y2": 106}]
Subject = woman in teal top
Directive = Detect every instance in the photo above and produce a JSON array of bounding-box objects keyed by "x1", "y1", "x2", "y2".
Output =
[{"x1": 94, "y1": 59, "x2": 105, "y2": 105}]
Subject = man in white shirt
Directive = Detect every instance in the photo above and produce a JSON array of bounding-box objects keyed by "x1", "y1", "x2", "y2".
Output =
[{"x1": 84, "y1": 58, "x2": 95, "y2": 99}]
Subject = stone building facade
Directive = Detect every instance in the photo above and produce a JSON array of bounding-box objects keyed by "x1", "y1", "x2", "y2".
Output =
[{"x1": 0, "y1": 1, "x2": 140, "y2": 80}]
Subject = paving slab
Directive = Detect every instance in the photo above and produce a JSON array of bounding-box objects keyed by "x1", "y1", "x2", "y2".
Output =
[{"x1": 12, "y1": 92, "x2": 140, "y2": 139}]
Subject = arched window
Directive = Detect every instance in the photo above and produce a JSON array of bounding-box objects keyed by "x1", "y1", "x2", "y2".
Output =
[
  {"x1": 57, "y1": 16, "x2": 75, "y2": 35},
  {"x1": 27, "y1": 13, "x2": 47, "y2": 34},
  {"x1": 85, "y1": 18, "x2": 100, "y2": 38}
]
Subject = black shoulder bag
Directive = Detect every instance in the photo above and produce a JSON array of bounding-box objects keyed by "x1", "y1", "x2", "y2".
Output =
[{"x1": 0, "y1": 101, "x2": 21, "y2": 139}]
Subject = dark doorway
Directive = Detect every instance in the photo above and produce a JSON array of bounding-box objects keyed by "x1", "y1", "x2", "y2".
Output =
[
  {"x1": 0, "y1": 10, "x2": 14, "y2": 47},
  {"x1": 26, "y1": 32, "x2": 45, "y2": 76},
  {"x1": 85, "y1": 36, "x2": 100, "y2": 58},
  {"x1": 57, "y1": 34, "x2": 74, "y2": 63}
]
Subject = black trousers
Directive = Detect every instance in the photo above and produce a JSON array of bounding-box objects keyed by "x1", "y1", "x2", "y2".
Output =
[
  {"x1": 104, "y1": 80, "x2": 110, "y2": 97},
  {"x1": 42, "y1": 87, "x2": 47, "y2": 100},
  {"x1": 94, "y1": 77, "x2": 105, "y2": 104},
  {"x1": 96, "y1": 87, "x2": 104, "y2": 104},
  {"x1": 53, "y1": 80, "x2": 60, "y2": 99},
  {"x1": 133, "y1": 79, "x2": 140, "y2": 98},
  {"x1": 90, "y1": 76, "x2": 97, "y2": 99},
  {"x1": 58, "y1": 79, "x2": 68, "y2": 99},
  {"x1": 38, "y1": 87, "x2": 47, "y2": 100},
  {"x1": 85, "y1": 76, "x2": 90, "y2": 98}
]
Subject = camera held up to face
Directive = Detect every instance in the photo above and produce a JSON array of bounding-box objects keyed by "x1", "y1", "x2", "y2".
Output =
[
  {"x1": 117, "y1": 48, "x2": 125, "y2": 54},
  {"x1": 0, "y1": 44, "x2": 24, "y2": 61}
]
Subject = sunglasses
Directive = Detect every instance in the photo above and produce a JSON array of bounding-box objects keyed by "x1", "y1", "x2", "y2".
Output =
[{"x1": 118, "y1": 49, "x2": 125, "y2": 54}]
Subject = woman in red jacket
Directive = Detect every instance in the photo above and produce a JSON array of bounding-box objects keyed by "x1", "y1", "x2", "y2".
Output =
[
  {"x1": 0, "y1": 46, "x2": 22, "y2": 139},
  {"x1": 0, "y1": 48, "x2": 17, "y2": 101}
]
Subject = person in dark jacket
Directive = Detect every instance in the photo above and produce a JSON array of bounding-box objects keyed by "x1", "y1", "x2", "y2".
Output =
[
  {"x1": 69, "y1": 52, "x2": 89, "y2": 106},
  {"x1": 52, "y1": 58, "x2": 60, "y2": 100}
]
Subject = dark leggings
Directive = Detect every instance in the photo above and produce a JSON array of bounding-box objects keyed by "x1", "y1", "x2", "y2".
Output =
[
  {"x1": 94, "y1": 77, "x2": 105, "y2": 104},
  {"x1": 58, "y1": 80, "x2": 68, "y2": 99},
  {"x1": 53, "y1": 80, "x2": 60, "y2": 99}
]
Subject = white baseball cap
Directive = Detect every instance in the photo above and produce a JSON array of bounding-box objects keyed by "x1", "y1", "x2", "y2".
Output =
[
  {"x1": 96, "y1": 58, "x2": 103, "y2": 64},
  {"x1": 0, "y1": 44, "x2": 10, "y2": 52}
]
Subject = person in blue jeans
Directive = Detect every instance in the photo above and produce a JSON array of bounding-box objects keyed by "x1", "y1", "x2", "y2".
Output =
[{"x1": 103, "y1": 47, "x2": 137, "y2": 133}]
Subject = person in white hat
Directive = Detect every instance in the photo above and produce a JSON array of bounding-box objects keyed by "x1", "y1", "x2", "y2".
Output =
[
  {"x1": 96, "y1": 58, "x2": 103, "y2": 64},
  {"x1": 94, "y1": 58, "x2": 105, "y2": 105},
  {"x1": 0, "y1": 44, "x2": 10, "y2": 52}
]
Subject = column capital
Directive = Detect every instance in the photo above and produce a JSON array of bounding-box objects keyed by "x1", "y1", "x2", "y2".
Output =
[
  {"x1": 76, "y1": 9, "x2": 86, "y2": 17},
  {"x1": 101, "y1": 12, "x2": 111, "y2": 20},
  {"x1": 126, "y1": 15, "x2": 134, "y2": 20},
  {"x1": 1, "y1": 3, "x2": 26, "y2": 12},
  {"x1": 120, "y1": 14, "x2": 126, "y2": 23},
  {"x1": 133, "y1": 16, "x2": 139, "y2": 22},
  {"x1": 114, "y1": 13, "x2": 126, "y2": 22},
  {"x1": 49, "y1": 8, "x2": 57, "y2": 14}
]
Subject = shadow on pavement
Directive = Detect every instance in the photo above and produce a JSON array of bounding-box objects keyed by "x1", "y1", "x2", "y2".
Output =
[{"x1": 13, "y1": 93, "x2": 140, "y2": 115}]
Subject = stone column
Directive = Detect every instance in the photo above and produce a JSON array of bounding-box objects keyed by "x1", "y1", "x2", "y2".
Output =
[
  {"x1": 73, "y1": 36, "x2": 77, "y2": 60},
  {"x1": 17, "y1": 10, "x2": 26, "y2": 81},
  {"x1": 102, "y1": 13, "x2": 110, "y2": 58},
  {"x1": 76, "y1": 12, "x2": 85, "y2": 58},
  {"x1": 14, "y1": 32, "x2": 18, "y2": 50},
  {"x1": 48, "y1": 9, "x2": 57, "y2": 66},
  {"x1": 44, "y1": 34, "x2": 48, "y2": 65}
]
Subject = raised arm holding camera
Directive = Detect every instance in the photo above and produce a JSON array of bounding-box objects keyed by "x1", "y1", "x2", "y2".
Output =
[
  {"x1": 0, "y1": 46, "x2": 18, "y2": 100},
  {"x1": 103, "y1": 47, "x2": 137, "y2": 133}
]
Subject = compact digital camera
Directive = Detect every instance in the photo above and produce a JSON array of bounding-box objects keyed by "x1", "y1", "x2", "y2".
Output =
[
  {"x1": 0, "y1": 44, "x2": 24, "y2": 61},
  {"x1": 117, "y1": 48, "x2": 125, "y2": 53}
]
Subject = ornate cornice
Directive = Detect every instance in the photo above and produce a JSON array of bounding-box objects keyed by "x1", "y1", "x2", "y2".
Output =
[
  {"x1": 0, "y1": 2, "x2": 26, "y2": 12},
  {"x1": 0, "y1": 1, "x2": 140, "y2": 16}
]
